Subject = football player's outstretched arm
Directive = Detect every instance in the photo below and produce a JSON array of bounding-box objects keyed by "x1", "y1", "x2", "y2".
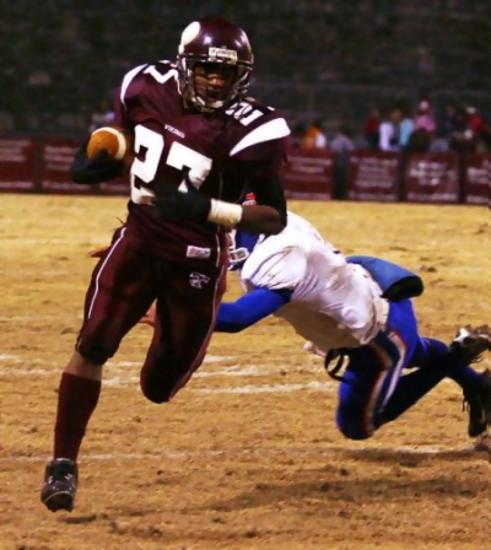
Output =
[
  {"x1": 238, "y1": 203, "x2": 285, "y2": 235},
  {"x1": 237, "y1": 135, "x2": 288, "y2": 235},
  {"x1": 154, "y1": 179, "x2": 286, "y2": 235},
  {"x1": 215, "y1": 287, "x2": 292, "y2": 332},
  {"x1": 238, "y1": 172, "x2": 286, "y2": 234},
  {"x1": 137, "y1": 288, "x2": 290, "y2": 330}
]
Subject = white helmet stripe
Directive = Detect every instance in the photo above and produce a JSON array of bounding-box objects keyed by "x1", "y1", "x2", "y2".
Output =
[{"x1": 229, "y1": 118, "x2": 290, "y2": 157}]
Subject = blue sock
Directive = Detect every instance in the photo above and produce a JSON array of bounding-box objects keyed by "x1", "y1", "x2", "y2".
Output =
[
  {"x1": 446, "y1": 365, "x2": 483, "y2": 390},
  {"x1": 409, "y1": 337, "x2": 483, "y2": 390},
  {"x1": 408, "y1": 337, "x2": 448, "y2": 367}
]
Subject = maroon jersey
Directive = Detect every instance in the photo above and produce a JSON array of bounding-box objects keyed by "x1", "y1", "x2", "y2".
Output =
[{"x1": 114, "y1": 60, "x2": 290, "y2": 263}]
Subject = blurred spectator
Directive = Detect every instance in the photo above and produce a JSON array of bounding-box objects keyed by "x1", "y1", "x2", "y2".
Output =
[
  {"x1": 331, "y1": 125, "x2": 355, "y2": 200},
  {"x1": 290, "y1": 121, "x2": 307, "y2": 149},
  {"x1": 466, "y1": 106, "x2": 485, "y2": 151},
  {"x1": 300, "y1": 119, "x2": 327, "y2": 150},
  {"x1": 479, "y1": 118, "x2": 491, "y2": 152},
  {"x1": 466, "y1": 106, "x2": 484, "y2": 134},
  {"x1": 88, "y1": 99, "x2": 116, "y2": 133},
  {"x1": 330, "y1": 125, "x2": 355, "y2": 155},
  {"x1": 430, "y1": 99, "x2": 458, "y2": 152},
  {"x1": 440, "y1": 99, "x2": 459, "y2": 140},
  {"x1": 448, "y1": 106, "x2": 474, "y2": 153},
  {"x1": 379, "y1": 108, "x2": 401, "y2": 152},
  {"x1": 413, "y1": 99, "x2": 436, "y2": 134},
  {"x1": 398, "y1": 107, "x2": 414, "y2": 150},
  {"x1": 363, "y1": 108, "x2": 380, "y2": 150},
  {"x1": 408, "y1": 98, "x2": 436, "y2": 152}
]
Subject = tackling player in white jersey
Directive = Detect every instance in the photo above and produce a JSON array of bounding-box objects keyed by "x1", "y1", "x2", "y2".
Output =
[
  {"x1": 217, "y1": 209, "x2": 491, "y2": 441},
  {"x1": 223, "y1": 211, "x2": 387, "y2": 351}
]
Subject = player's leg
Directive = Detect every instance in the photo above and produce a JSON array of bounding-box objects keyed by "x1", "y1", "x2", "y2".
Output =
[
  {"x1": 383, "y1": 326, "x2": 491, "y2": 436},
  {"x1": 408, "y1": 334, "x2": 485, "y2": 389},
  {"x1": 41, "y1": 225, "x2": 156, "y2": 512},
  {"x1": 447, "y1": 326, "x2": 491, "y2": 436},
  {"x1": 40, "y1": 351, "x2": 99, "y2": 513},
  {"x1": 335, "y1": 299, "x2": 418, "y2": 440},
  {"x1": 140, "y1": 259, "x2": 227, "y2": 403}
]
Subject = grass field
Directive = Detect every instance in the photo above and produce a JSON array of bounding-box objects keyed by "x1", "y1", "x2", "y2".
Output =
[{"x1": 0, "y1": 194, "x2": 490, "y2": 549}]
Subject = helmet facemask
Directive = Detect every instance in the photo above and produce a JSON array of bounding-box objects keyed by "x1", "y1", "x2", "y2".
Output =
[
  {"x1": 179, "y1": 59, "x2": 250, "y2": 112},
  {"x1": 176, "y1": 18, "x2": 254, "y2": 113}
]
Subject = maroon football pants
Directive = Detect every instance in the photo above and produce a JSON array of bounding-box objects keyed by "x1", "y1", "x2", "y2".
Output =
[{"x1": 76, "y1": 225, "x2": 227, "y2": 402}]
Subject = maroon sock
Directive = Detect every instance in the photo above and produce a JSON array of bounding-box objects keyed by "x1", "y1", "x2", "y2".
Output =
[{"x1": 53, "y1": 372, "x2": 101, "y2": 461}]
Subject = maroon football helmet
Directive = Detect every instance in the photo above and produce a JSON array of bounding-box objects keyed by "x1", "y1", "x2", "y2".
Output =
[{"x1": 177, "y1": 16, "x2": 254, "y2": 112}]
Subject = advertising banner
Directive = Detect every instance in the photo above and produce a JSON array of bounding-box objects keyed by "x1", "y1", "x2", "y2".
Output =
[
  {"x1": 0, "y1": 138, "x2": 487, "y2": 207},
  {"x1": 404, "y1": 153, "x2": 459, "y2": 203},
  {"x1": 98, "y1": 177, "x2": 130, "y2": 195},
  {"x1": 284, "y1": 150, "x2": 333, "y2": 200},
  {"x1": 464, "y1": 154, "x2": 490, "y2": 205},
  {"x1": 38, "y1": 138, "x2": 91, "y2": 193},
  {"x1": 347, "y1": 151, "x2": 399, "y2": 201},
  {"x1": 0, "y1": 138, "x2": 36, "y2": 191}
]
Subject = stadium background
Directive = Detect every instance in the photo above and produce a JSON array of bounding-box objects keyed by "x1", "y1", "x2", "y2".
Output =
[
  {"x1": 1, "y1": 1, "x2": 490, "y2": 204},
  {"x1": 1, "y1": 3, "x2": 490, "y2": 549},
  {"x1": 2, "y1": 1, "x2": 491, "y2": 139}
]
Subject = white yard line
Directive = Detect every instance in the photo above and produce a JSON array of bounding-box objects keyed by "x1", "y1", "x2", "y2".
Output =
[
  {"x1": 2, "y1": 441, "x2": 486, "y2": 464},
  {"x1": 0, "y1": 364, "x2": 332, "y2": 393},
  {"x1": 194, "y1": 381, "x2": 333, "y2": 394},
  {"x1": 0, "y1": 355, "x2": 325, "y2": 385},
  {"x1": 0, "y1": 315, "x2": 83, "y2": 321}
]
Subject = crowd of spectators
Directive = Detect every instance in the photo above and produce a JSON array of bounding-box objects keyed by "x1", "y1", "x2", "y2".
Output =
[
  {"x1": 292, "y1": 98, "x2": 490, "y2": 155},
  {"x1": 1, "y1": 2, "x2": 490, "y2": 144},
  {"x1": 372, "y1": 99, "x2": 489, "y2": 154}
]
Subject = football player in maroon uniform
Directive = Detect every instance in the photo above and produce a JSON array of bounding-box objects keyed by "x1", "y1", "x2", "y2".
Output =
[{"x1": 41, "y1": 16, "x2": 291, "y2": 512}]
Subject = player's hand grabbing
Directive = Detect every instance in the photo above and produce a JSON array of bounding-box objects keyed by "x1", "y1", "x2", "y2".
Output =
[
  {"x1": 154, "y1": 183, "x2": 211, "y2": 223},
  {"x1": 71, "y1": 139, "x2": 124, "y2": 184}
]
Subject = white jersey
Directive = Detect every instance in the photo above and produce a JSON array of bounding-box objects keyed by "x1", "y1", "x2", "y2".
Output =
[{"x1": 240, "y1": 212, "x2": 389, "y2": 352}]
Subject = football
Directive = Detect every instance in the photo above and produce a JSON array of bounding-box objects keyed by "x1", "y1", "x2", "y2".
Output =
[{"x1": 86, "y1": 126, "x2": 132, "y2": 162}]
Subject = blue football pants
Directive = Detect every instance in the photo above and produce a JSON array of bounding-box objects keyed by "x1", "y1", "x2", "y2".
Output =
[{"x1": 335, "y1": 298, "x2": 466, "y2": 440}]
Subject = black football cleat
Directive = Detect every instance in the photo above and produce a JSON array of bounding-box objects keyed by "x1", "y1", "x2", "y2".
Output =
[
  {"x1": 463, "y1": 369, "x2": 491, "y2": 438},
  {"x1": 449, "y1": 325, "x2": 491, "y2": 364},
  {"x1": 41, "y1": 458, "x2": 78, "y2": 512}
]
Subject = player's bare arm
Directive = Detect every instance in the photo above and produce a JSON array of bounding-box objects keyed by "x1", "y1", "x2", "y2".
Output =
[
  {"x1": 154, "y1": 183, "x2": 286, "y2": 234},
  {"x1": 238, "y1": 204, "x2": 284, "y2": 234}
]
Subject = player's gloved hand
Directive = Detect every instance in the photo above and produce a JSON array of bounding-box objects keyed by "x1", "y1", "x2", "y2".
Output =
[
  {"x1": 70, "y1": 139, "x2": 124, "y2": 184},
  {"x1": 154, "y1": 183, "x2": 211, "y2": 223}
]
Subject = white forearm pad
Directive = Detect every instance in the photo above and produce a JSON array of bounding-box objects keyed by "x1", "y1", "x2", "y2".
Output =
[{"x1": 208, "y1": 199, "x2": 243, "y2": 228}]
